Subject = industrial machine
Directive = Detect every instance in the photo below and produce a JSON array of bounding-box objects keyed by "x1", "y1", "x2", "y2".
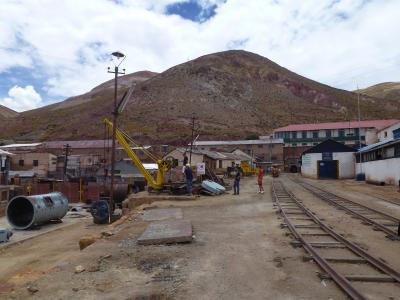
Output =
[
  {"x1": 271, "y1": 165, "x2": 280, "y2": 178},
  {"x1": 104, "y1": 119, "x2": 173, "y2": 191}
]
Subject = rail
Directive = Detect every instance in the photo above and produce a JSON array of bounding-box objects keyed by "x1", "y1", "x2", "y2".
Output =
[
  {"x1": 289, "y1": 177, "x2": 400, "y2": 240},
  {"x1": 272, "y1": 180, "x2": 400, "y2": 299}
]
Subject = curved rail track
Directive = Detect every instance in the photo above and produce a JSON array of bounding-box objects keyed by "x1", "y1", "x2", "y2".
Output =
[
  {"x1": 289, "y1": 177, "x2": 400, "y2": 240},
  {"x1": 272, "y1": 180, "x2": 400, "y2": 299}
]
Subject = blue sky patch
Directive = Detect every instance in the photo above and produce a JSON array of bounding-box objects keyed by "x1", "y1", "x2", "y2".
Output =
[
  {"x1": 166, "y1": 1, "x2": 218, "y2": 23},
  {"x1": 0, "y1": 67, "x2": 44, "y2": 98}
]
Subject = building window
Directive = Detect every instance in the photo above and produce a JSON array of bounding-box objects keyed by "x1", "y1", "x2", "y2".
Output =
[
  {"x1": 302, "y1": 131, "x2": 307, "y2": 138},
  {"x1": 355, "y1": 128, "x2": 359, "y2": 136},
  {"x1": 258, "y1": 145, "x2": 263, "y2": 148},
  {"x1": 292, "y1": 131, "x2": 297, "y2": 139},
  {"x1": 384, "y1": 131, "x2": 388, "y2": 138},
  {"x1": 338, "y1": 129, "x2": 345, "y2": 137},
  {"x1": 313, "y1": 142, "x2": 318, "y2": 145},
  {"x1": 33, "y1": 160, "x2": 39, "y2": 167},
  {"x1": 19, "y1": 160, "x2": 24, "y2": 166},
  {"x1": 301, "y1": 143, "x2": 307, "y2": 146},
  {"x1": 312, "y1": 131, "x2": 319, "y2": 138},
  {"x1": 218, "y1": 160, "x2": 222, "y2": 168},
  {"x1": 325, "y1": 130, "x2": 331, "y2": 138},
  {"x1": 291, "y1": 143, "x2": 297, "y2": 147},
  {"x1": 393, "y1": 128, "x2": 400, "y2": 139}
]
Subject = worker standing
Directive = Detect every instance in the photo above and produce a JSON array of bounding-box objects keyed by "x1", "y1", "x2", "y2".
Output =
[
  {"x1": 233, "y1": 165, "x2": 241, "y2": 195},
  {"x1": 184, "y1": 164, "x2": 193, "y2": 196},
  {"x1": 257, "y1": 168, "x2": 264, "y2": 194}
]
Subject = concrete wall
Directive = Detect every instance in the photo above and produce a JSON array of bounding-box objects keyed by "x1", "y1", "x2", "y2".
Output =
[
  {"x1": 356, "y1": 158, "x2": 400, "y2": 185},
  {"x1": 11, "y1": 153, "x2": 57, "y2": 177},
  {"x1": 301, "y1": 153, "x2": 321, "y2": 179},
  {"x1": 377, "y1": 122, "x2": 400, "y2": 142},
  {"x1": 301, "y1": 152, "x2": 355, "y2": 179},
  {"x1": 334, "y1": 152, "x2": 355, "y2": 179}
]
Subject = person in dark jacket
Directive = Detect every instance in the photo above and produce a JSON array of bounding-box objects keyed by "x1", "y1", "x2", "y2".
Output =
[
  {"x1": 184, "y1": 164, "x2": 193, "y2": 195},
  {"x1": 233, "y1": 165, "x2": 241, "y2": 195}
]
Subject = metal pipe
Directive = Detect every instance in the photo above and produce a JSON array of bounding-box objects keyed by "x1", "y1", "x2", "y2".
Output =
[{"x1": 6, "y1": 192, "x2": 69, "y2": 230}]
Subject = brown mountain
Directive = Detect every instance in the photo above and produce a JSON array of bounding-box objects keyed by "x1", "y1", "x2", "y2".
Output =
[
  {"x1": 0, "y1": 105, "x2": 18, "y2": 119},
  {"x1": 1, "y1": 50, "x2": 400, "y2": 144},
  {"x1": 358, "y1": 82, "x2": 400, "y2": 101}
]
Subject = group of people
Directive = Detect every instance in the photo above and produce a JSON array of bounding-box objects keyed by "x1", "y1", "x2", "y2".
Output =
[{"x1": 233, "y1": 165, "x2": 264, "y2": 195}]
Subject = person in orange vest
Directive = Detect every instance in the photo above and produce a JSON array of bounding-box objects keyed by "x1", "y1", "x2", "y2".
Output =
[{"x1": 257, "y1": 168, "x2": 264, "y2": 194}]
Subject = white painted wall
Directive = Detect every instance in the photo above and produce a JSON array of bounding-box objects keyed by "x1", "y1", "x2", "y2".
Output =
[
  {"x1": 301, "y1": 153, "x2": 321, "y2": 179},
  {"x1": 377, "y1": 122, "x2": 400, "y2": 142},
  {"x1": 333, "y1": 152, "x2": 355, "y2": 179},
  {"x1": 356, "y1": 158, "x2": 400, "y2": 185},
  {"x1": 301, "y1": 152, "x2": 355, "y2": 179}
]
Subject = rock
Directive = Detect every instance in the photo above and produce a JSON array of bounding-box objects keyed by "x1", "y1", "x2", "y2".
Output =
[
  {"x1": 99, "y1": 254, "x2": 112, "y2": 261},
  {"x1": 87, "y1": 265, "x2": 100, "y2": 272},
  {"x1": 27, "y1": 285, "x2": 39, "y2": 294},
  {"x1": 101, "y1": 231, "x2": 114, "y2": 237},
  {"x1": 74, "y1": 265, "x2": 85, "y2": 273},
  {"x1": 79, "y1": 235, "x2": 99, "y2": 250},
  {"x1": 72, "y1": 287, "x2": 79, "y2": 292}
]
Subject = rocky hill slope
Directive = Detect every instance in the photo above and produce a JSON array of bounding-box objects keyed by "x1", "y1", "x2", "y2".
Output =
[
  {"x1": 0, "y1": 105, "x2": 18, "y2": 119},
  {"x1": 1, "y1": 50, "x2": 400, "y2": 144},
  {"x1": 358, "y1": 82, "x2": 400, "y2": 101}
]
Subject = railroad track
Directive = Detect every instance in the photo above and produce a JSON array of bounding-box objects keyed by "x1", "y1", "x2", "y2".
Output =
[
  {"x1": 289, "y1": 177, "x2": 400, "y2": 241},
  {"x1": 272, "y1": 180, "x2": 400, "y2": 300}
]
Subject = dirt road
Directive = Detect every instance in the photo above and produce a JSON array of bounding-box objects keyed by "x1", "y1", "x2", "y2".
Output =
[{"x1": 3, "y1": 176, "x2": 390, "y2": 299}]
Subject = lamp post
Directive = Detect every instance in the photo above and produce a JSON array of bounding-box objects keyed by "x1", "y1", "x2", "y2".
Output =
[{"x1": 107, "y1": 51, "x2": 125, "y2": 222}]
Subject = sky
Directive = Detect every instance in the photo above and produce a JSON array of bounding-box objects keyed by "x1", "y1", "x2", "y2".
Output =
[{"x1": 0, "y1": 0, "x2": 399, "y2": 112}]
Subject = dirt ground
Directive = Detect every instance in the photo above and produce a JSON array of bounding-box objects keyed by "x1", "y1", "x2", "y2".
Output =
[{"x1": 1, "y1": 175, "x2": 399, "y2": 299}]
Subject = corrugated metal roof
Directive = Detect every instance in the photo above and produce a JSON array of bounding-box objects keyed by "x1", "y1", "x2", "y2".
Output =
[
  {"x1": 174, "y1": 148, "x2": 245, "y2": 161},
  {"x1": 43, "y1": 140, "x2": 113, "y2": 149},
  {"x1": 0, "y1": 143, "x2": 42, "y2": 148},
  {"x1": 358, "y1": 138, "x2": 400, "y2": 153},
  {"x1": 274, "y1": 119, "x2": 399, "y2": 132},
  {"x1": 8, "y1": 171, "x2": 36, "y2": 177},
  {"x1": 193, "y1": 139, "x2": 283, "y2": 146},
  {"x1": 0, "y1": 149, "x2": 14, "y2": 156}
]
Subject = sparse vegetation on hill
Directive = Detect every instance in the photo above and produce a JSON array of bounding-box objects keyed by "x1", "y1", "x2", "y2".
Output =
[
  {"x1": 1, "y1": 51, "x2": 400, "y2": 144},
  {"x1": 358, "y1": 82, "x2": 400, "y2": 101}
]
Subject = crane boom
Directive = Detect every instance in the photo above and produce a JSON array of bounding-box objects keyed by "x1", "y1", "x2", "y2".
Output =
[{"x1": 104, "y1": 118, "x2": 168, "y2": 190}]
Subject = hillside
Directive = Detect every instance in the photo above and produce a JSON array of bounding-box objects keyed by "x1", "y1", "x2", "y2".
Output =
[
  {"x1": 358, "y1": 82, "x2": 400, "y2": 101},
  {"x1": 1, "y1": 50, "x2": 400, "y2": 144},
  {"x1": 0, "y1": 105, "x2": 18, "y2": 119}
]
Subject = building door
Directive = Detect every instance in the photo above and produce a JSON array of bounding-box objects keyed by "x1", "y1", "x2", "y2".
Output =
[{"x1": 318, "y1": 160, "x2": 338, "y2": 179}]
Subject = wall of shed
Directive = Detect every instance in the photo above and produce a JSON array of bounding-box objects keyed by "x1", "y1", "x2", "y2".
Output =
[
  {"x1": 301, "y1": 153, "x2": 320, "y2": 179},
  {"x1": 356, "y1": 159, "x2": 400, "y2": 186},
  {"x1": 301, "y1": 152, "x2": 355, "y2": 179}
]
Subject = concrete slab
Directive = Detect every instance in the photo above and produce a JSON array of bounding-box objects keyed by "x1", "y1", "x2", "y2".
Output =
[
  {"x1": 141, "y1": 208, "x2": 183, "y2": 221},
  {"x1": 137, "y1": 219, "x2": 193, "y2": 245},
  {"x1": 123, "y1": 192, "x2": 198, "y2": 210}
]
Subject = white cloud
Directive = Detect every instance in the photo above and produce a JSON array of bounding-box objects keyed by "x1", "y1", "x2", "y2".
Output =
[
  {"x1": 0, "y1": 0, "x2": 399, "y2": 111},
  {"x1": 0, "y1": 85, "x2": 43, "y2": 112}
]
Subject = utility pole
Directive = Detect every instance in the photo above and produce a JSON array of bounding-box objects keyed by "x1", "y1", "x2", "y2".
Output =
[
  {"x1": 107, "y1": 51, "x2": 126, "y2": 220},
  {"x1": 63, "y1": 144, "x2": 71, "y2": 181},
  {"x1": 189, "y1": 114, "x2": 196, "y2": 165},
  {"x1": 357, "y1": 84, "x2": 363, "y2": 176}
]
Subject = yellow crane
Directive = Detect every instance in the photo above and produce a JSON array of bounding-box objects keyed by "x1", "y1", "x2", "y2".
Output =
[{"x1": 104, "y1": 118, "x2": 172, "y2": 190}]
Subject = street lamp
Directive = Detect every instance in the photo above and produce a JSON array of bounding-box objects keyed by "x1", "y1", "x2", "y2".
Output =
[{"x1": 107, "y1": 51, "x2": 126, "y2": 222}]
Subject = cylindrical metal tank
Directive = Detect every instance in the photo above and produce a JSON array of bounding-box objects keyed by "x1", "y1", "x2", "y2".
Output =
[{"x1": 6, "y1": 192, "x2": 69, "y2": 230}]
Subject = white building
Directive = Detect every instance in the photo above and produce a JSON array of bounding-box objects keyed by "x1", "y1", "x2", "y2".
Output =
[
  {"x1": 301, "y1": 139, "x2": 356, "y2": 179},
  {"x1": 357, "y1": 139, "x2": 400, "y2": 186},
  {"x1": 376, "y1": 121, "x2": 400, "y2": 142}
]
